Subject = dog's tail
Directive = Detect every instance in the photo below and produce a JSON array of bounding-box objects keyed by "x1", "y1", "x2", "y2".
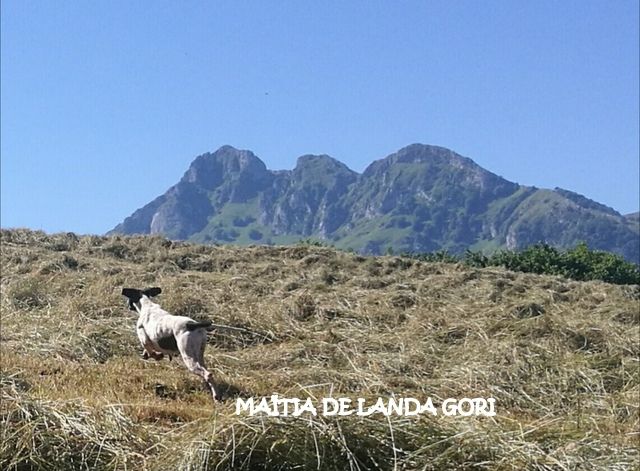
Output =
[{"x1": 186, "y1": 320, "x2": 215, "y2": 332}]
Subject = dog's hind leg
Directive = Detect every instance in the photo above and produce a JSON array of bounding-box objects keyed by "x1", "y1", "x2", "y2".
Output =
[
  {"x1": 178, "y1": 333, "x2": 220, "y2": 402},
  {"x1": 181, "y1": 354, "x2": 220, "y2": 402}
]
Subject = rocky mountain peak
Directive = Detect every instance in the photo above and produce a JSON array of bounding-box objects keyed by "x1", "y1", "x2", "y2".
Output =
[
  {"x1": 182, "y1": 146, "x2": 269, "y2": 190},
  {"x1": 292, "y1": 154, "x2": 358, "y2": 188},
  {"x1": 364, "y1": 143, "x2": 481, "y2": 176},
  {"x1": 294, "y1": 153, "x2": 353, "y2": 171},
  {"x1": 395, "y1": 143, "x2": 462, "y2": 161}
]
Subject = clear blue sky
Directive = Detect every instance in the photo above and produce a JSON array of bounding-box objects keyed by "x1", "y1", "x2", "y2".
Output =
[{"x1": 2, "y1": 0, "x2": 638, "y2": 234}]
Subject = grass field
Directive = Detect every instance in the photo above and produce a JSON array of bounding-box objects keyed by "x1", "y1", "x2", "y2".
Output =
[{"x1": 1, "y1": 229, "x2": 638, "y2": 470}]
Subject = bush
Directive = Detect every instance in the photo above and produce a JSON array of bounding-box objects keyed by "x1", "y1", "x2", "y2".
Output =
[
  {"x1": 562, "y1": 242, "x2": 639, "y2": 284},
  {"x1": 404, "y1": 249, "x2": 458, "y2": 264},
  {"x1": 249, "y1": 229, "x2": 263, "y2": 241},
  {"x1": 405, "y1": 243, "x2": 640, "y2": 285},
  {"x1": 489, "y1": 243, "x2": 640, "y2": 285},
  {"x1": 297, "y1": 238, "x2": 329, "y2": 247}
]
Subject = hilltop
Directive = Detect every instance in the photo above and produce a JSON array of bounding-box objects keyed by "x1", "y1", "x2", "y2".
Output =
[
  {"x1": 1, "y1": 229, "x2": 638, "y2": 469},
  {"x1": 110, "y1": 144, "x2": 639, "y2": 262}
]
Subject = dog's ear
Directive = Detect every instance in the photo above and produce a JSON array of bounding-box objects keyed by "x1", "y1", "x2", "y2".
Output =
[
  {"x1": 122, "y1": 288, "x2": 142, "y2": 300},
  {"x1": 143, "y1": 287, "x2": 162, "y2": 298}
]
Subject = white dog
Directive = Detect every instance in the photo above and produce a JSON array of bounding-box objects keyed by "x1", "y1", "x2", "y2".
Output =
[{"x1": 121, "y1": 287, "x2": 220, "y2": 402}]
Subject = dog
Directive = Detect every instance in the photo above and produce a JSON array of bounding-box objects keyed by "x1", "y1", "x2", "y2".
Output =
[{"x1": 121, "y1": 287, "x2": 221, "y2": 402}]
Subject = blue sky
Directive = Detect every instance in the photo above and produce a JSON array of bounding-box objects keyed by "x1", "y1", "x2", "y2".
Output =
[{"x1": 2, "y1": 0, "x2": 638, "y2": 234}]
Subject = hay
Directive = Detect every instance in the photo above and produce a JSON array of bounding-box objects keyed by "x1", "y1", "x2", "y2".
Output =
[{"x1": 1, "y1": 229, "x2": 638, "y2": 469}]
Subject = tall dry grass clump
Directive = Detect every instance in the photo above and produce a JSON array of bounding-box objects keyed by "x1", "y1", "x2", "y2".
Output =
[
  {"x1": 1, "y1": 373, "x2": 156, "y2": 470},
  {"x1": 1, "y1": 229, "x2": 638, "y2": 470}
]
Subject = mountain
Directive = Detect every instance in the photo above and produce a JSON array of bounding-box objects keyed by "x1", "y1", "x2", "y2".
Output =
[{"x1": 110, "y1": 144, "x2": 639, "y2": 262}]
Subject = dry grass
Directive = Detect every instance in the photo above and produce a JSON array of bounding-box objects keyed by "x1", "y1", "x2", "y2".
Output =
[{"x1": 1, "y1": 228, "x2": 638, "y2": 470}]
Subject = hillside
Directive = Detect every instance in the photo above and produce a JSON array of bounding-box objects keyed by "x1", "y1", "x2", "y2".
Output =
[
  {"x1": 1, "y1": 229, "x2": 638, "y2": 470},
  {"x1": 110, "y1": 144, "x2": 640, "y2": 262}
]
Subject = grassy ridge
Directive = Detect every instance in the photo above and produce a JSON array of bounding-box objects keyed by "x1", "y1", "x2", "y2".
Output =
[{"x1": 1, "y1": 229, "x2": 638, "y2": 470}]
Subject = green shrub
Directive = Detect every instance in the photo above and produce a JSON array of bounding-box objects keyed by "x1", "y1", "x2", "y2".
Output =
[
  {"x1": 488, "y1": 242, "x2": 640, "y2": 285},
  {"x1": 297, "y1": 238, "x2": 329, "y2": 247},
  {"x1": 405, "y1": 249, "x2": 458, "y2": 264},
  {"x1": 562, "y1": 242, "x2": 639, "y2": 284},
  {"x1": 406, "y1": 243, "x2": 640, "y2": 285}
]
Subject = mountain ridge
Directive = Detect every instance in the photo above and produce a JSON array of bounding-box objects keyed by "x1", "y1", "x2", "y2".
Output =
[{"x1": 110, "y1": 144, "x2": 639, "y2": 262}]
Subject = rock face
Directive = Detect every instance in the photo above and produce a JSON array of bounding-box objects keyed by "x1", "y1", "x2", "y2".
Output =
[
  {"x1": 260, "y1": 154, "x2": 358, "y2": 236},
  {"x1": 109, "y1": 144, "x2": 639, "y2": 262}
]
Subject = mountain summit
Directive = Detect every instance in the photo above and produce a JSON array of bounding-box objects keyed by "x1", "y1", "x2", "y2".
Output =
[{"x1": 110, "y1": 144, "x2": 639, "y2": 262}]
